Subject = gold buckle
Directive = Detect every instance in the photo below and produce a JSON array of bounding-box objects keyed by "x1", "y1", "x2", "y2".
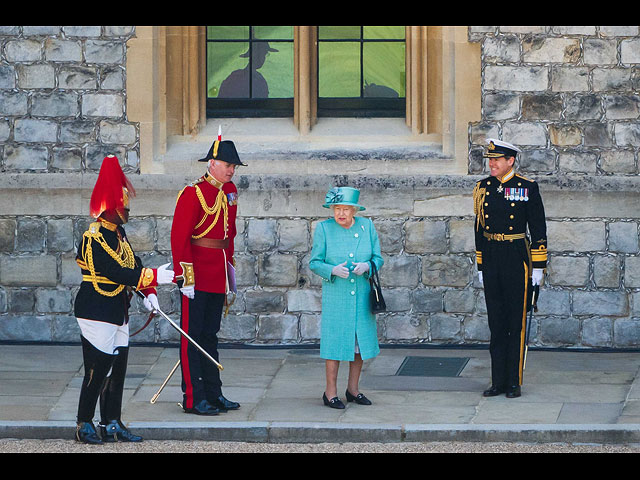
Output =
[{"x1": 494, "y1": 233, "x2": 504, "y2": 241}]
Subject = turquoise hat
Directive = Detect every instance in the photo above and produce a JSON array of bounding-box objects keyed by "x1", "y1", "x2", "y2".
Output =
[{"x1": 322, "y1": 187, "x2": 366, "y2": 211}]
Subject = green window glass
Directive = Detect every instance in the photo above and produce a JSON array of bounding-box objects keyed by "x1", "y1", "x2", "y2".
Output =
[
  {"x1": 317, "y1": 26, "x2": 406, "y2": 117},
  {"x1": 206, "y1": 26, "x2": 294, "y2": 117}
]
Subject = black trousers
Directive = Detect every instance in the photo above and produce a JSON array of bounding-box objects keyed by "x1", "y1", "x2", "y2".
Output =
[
  {"x1": 180, "y1": 290, "x2": 225, "y2": 409},
  {"x1": 482, "y1": 240, "x2": 531, "y2": 389}
]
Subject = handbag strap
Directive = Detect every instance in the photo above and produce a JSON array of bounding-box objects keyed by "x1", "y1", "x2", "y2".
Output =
[{"x1": 369, "y1": 261, "x2": 381, "y2": 287}]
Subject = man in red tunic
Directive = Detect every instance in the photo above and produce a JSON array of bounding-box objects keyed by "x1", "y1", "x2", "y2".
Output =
[{"x1": 171, "y1": 134, "x2": 246, "y2": 415}]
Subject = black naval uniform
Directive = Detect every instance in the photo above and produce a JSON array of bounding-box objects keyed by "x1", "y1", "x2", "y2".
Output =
[{"x1": 474, "y1": 168, "x2": 547, "y2": 395}]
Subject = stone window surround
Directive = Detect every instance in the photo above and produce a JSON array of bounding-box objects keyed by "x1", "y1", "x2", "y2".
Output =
[{"x1": 125, "y1": 26, "x2": 481, "y2": 175}]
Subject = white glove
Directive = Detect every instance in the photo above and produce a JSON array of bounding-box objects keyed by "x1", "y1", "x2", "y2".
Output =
[
  {"x1": 156, "y1": 263, "x2": 174, "y2": 285},
  {"x1": 478, "y1": 271, "x2": 483, "y2": 284},
  {"x1": 331, "y1": 261, "x2": 350, "y2": 279},
  {"x1": 180, "y1": 285, "x2": 195, "y2": 299},
  {"x1": 143, "y1": 293, "x2": 160, "y2": 312},
  {"x1": 352, "y1": 262, "x2": 370, "y2": 276},
  {"x1": 532, "y1": 268, "x2": 544, "y2": 286}
]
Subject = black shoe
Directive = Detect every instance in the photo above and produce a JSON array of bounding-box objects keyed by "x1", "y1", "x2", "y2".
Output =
[
  {"x1": 482, "y1": 385, "x2": 506, "y2": 397},
  {"x1": 183, "y1": 399, "x2": 220, "y2": 416},
  {"x1": 211, "y1": 395, "x2": 240, "y2": 412},
  {"x1": 323, "y1": 393, "x2": 345, "y2": 409},
  {"x1": 506, "y1": 385, "x2": 521, "y2": 398},
  {"x1": 75, "y1": 422, "x2": 103, "y2": 445},
  {"x1": 346, "y1": 389, "x2": 372, "y2": 405},
  {"x1": 99, "y1": 420, "x2": 143, "y2": 443}
]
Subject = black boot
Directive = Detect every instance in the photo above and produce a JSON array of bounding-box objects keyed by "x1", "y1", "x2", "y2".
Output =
[
  {"x1": 99, "y1": 419, "x2": 143, "y2": 443},
  {"x1": 75, "y1": 421, "x2": 103, "y2": 445},
  {"x1": 99, "y1": 346, "x2": 129, "y2": 424},
  {"x1": 76, "y1": 336, "x2": 116, "y2": 430}
]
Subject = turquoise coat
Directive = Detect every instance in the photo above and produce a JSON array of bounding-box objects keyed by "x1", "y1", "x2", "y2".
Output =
[{"x1": 309, "y1": 216, "x2": 384, "y2": 361}]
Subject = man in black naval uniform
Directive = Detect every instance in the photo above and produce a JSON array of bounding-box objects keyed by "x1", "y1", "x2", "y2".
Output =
[{"x1": 473, "y1": 139, "x2": 547, "y2": 398}]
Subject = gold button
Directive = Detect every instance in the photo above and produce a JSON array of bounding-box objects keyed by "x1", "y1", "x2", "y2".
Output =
[
  {"x1": 509, "y1": 226, "x2": 513, "y2": 231},
  {"x1": 485, "y1": 214, "x2": 489, "y2": 218},
  {"x1": 486, "y1": 192, "x2": 490, "y2": 196},
  {"x1": 486, "y1": 226, "x2": 490, "y2": 230},
  {"x1": 518, "y1": 182, "x2": 522, "y2": 186},
  {"x1": 484, "y1": 202, "x2": 488, "y2": 207},
  {"x1": 510, "y1": 215, "x2": 514, "y2": 219},
  {"x1": 487, "y1": 181, "x2": 491, "y2": 185},
  {"x1": 511, "y1": 203, "x2": 515, "y2": 207}
]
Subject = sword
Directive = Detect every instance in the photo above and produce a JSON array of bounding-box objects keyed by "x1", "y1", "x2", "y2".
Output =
[
  {"x1": 523, "y1": 284, "x2": 540, "y2": 371},
  {"x1": 135, "y1": 291, "x2": 223, "y2": 372},
  {"x1": 150, "y1": 359, "x2": 181, "y2": 404}
]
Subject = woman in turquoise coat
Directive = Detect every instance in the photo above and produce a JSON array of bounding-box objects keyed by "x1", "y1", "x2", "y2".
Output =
[{"x1": 309, "y1": 187, "x2": 384, "y2": 409}]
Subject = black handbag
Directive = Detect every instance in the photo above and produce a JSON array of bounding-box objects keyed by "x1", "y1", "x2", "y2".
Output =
[{"x1": 369, "y1": 262, "x2": 386, "y2": 313}]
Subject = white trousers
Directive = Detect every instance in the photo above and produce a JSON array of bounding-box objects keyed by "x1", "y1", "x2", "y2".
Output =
[{"x1": 77, "y1": 318, "x2": 129, "y2": 355}]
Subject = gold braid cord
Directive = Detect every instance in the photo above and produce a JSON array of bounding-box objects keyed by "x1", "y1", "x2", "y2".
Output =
[
  {"x1": 473, "y1": 183, "x2": 487, "y2": 230},
  {"x1": 192, "y1": 185, "x2": 228, "y2": 240},
  {"x1": 81, "y1": 224, "x2": 136, "y2": 297}
]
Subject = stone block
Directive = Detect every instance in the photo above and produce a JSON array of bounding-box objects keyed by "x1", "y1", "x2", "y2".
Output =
[
  {"x1": 99, "y1": 120, "x2": 137, "y2": 145},
  {"x1": 604, "y1": 95, "x2": 640, "y2": 120},
  {"x1": 547, "y1": 255, "x2": 589, "y2": 287},
  {"x1": 572, "y1": 291, "x2": 629, "y2": 317},
  {"x1": 613, "y1": 319, "x2": 640, "y2": 347},
  {"x1": 257, "y1": 314, "x2": 298, "y2": 341},
  {"x1": 463, "y1": 314, "x2": 490, "y2": 342},
  {"x1": 9, "y1": 288, "x2": 35, "y2": 313},
  {"x1": 374, "y1": 219, "x2": 404, "y2": 253},
  {"x1": 278, "y1": 219, "x2": 309, "y2": 252},
  {"x1": 551, "y1": 66, "x2": 589, "y2": 92},
  {"x1": 565, "y1": 94, "x2": 602, "y2": 120},
  {"x1": 384, "y1": 314, "x2": 428, "y2": 341},
  {"x1": 404, "y1": 219, "x2": 447, "y2": 254},
  {"x1": 16, "y1": 64, "x2": 55, "y2": 89},
  {"x1": 483, "y1": 93, "x2": 520, "y2": 120},
  {"x1": 582, "y1": 317, "x2": 613, "y2": 347},
  {"x1": 601, "y1": 150, "x2": 635, "y2": 174},
  {"x1": 584, "y1": 38, "x2": 618, "y2": 65},
  {"x1": 484, "y1": 65, "x2": 548, "y2": 91},
  {"x1": 14, "y1": 119, "x2": 57, "y2": 143},
  {"x1": 535, "y1": 289, "x2": 570, "y2": 316},
  {"x1": 483, "y1": 35, "x2": 520, "y2": 63},
  {"x1": 0, "y1": 255, "x2": 58, "y2": 287},
  {"x1": 82, "y1": 93, "x2": 123, "y2": 118},
  {"x1": 502, "y1": 122, "x2": 547, "y2": 146},
  {"x1": 59, "y1": 66, "x2": 98, "y2": 89},
  {"x1": 609, "y1": 221, "x2": 639, "y2": 253},
  {"x1": 0, "y1": 315, "x2": 53, "y2": 342},
  {"x1": 258, "y1": 253, "x2": 298, "y2": 287},
  {"x1": 16, "y1": 218, "x2": 46, "y2": 252},
  {"x1": 235, "y1": 254, "x2": 257, "y2": 287},
  {"x1": 429, "y1": 313, "x2": 462, "y2": 341},
  {"x1": 4, "y1": 39, "x2": 41, "y2": 62},
  {"x1": 522, "y1": 94, "x2": 563, "y2": 120},
  {"x1": 422, "y1": 255, "x2": 471, "y2": 287},
  {"x1": 379, "y1": 254, "x2": 420, "y2": 288},
  {"x1": 550, "y1": 124, "x2": 582, "y2": 147},
  {"x1": 60, "y1": 252, "x2": 82, "y2": 286},
  {"x1": 247, "y1": 219, "x2": 277, "y2": 252},
  {"x1": 0, "y1": 91, "x2": 28, "y2": 116},
  {"x1": 594, "y1": 255, "x2": 621, "y2": 288},
  {"x1": 539, "y1": 316, "x2": 580, "y2": 345},
  {"x1": 449, "y1": 219, "x2": 475, "y2": 253},
  {"x1": 621, "y1": 39, "x2": 640, "y2": 64},
  {"x1": 444, "y1": 289, "x2": 476, "y2": 313},
  {"x1": 44, "y1": 38, "x2": 82, "y2": 62},
  {"x1": 624, "y1": 256, "x2": 640, "y2": 288},
  {"x1": 559, "y1": 151, "x2": 598, "y2": 173},
  {"x1": 51, "y1": 148, "x2": 83, "y2": 171},
  {"x1": 0, "y1": 220, "x2": 16, "y2": 252},
  {"x1": 35, "y1": 288, "x2": 73, "y2": 313},
  {"x1": 85, "y1": 40, "x2": 124, "y2": 64},
  {"x1": 300, "y1": 313, "x2": 320, "y2": 341},
  {"x1": 381, "y1": 288, "x2": 411, "y2": 312},
  {"x1": 547, "y1": 221, "x2": 606, "y2": 252},
  {"x1": 593, "y1": 68, "x2": 632, "y2": 92},
  {"x1": 412, "y1": 288, "x2": 443, "y2": 313},
  {"x1": 244, "y1": 289, "x2": 285, "y2": 313},
  {"x1": 286, "y1": 288, "x2": 321, "y2": 312},
  {"x1": 125, "y1": 218, "x2": 156, "y2": 252},
  {"x1": 614, "y1": 122, "x2": 640, "y2": 147},
  {"x1": 219, "y1": 314, "x2": 257, "y2": 342},
  {"x1": 32, "y1": 91, "x2": 79, "y2": 117},
  {"x1": 522, "y1": 37, "x2": 580, "y2": 63}
]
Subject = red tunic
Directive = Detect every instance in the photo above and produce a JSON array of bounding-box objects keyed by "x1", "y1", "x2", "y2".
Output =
[{"x1": 171, "y1": 172, "x2": 237, "y2": 294}]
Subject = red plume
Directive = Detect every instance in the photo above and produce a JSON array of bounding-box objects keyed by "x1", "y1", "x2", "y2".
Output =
[{"x1": 89, "y1": 155, "x2": 136, "y2": 218}]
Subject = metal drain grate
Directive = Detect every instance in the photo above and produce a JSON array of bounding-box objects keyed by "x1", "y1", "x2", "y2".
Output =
[{"x1": 395, "y1": 357, "x2": 470, "y2": 377}]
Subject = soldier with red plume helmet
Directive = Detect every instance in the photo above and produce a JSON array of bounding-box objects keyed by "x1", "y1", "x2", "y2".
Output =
[{"x1": 74, "y1": 155, "x2": 174, "y2": 444}]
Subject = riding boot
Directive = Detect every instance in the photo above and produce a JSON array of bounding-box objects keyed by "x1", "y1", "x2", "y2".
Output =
[
  {"x1": 98, "y1": 346, "x2": 143, "y2": 442},
  {"x1": 76, "y1": 336, "x2": 116, "y2": 426}
]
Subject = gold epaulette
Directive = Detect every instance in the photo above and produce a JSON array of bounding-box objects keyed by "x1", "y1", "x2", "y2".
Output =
[{"x1": 175, "y1": 176, "x2": 206, "y2": 205}]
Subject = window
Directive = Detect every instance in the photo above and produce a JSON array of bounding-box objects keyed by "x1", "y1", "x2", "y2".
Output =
[
  {"x1": 205, "y1": 25, "x2": 406, "y2": 118},
  {"x1": 206, "y1": 26, "x2": 294, "y2": 117},
  {"x1": 317, "y1": 26, "x2": 406, "y2": 117}
]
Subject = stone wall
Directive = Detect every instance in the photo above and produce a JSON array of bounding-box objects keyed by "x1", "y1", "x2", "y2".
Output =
[
  {"x1": 1, "y1": 26, "x2": 640, "y2": 350},
  {"x1": 0, "y1": 26, "x2": 138, "y2": 173}
]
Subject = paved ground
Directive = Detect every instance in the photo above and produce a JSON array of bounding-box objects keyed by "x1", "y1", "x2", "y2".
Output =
[{"x1": 2, "y1": 343, "x2": 640, "y2": 449}]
